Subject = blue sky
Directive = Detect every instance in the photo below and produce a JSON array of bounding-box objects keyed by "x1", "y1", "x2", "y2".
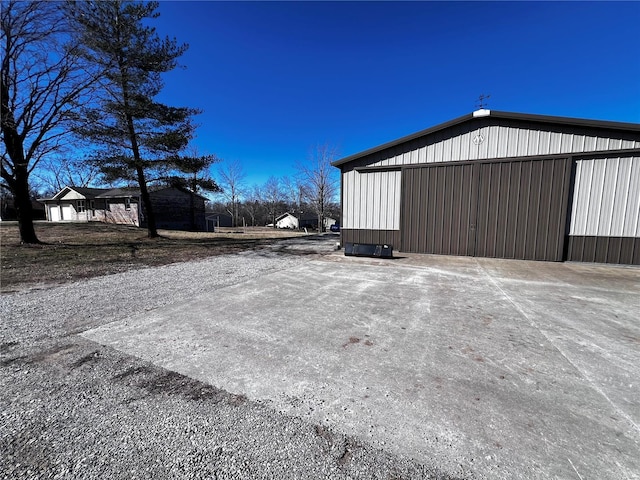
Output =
[{"x1": 152, "y1": 1, "x2": 640, "y2": 187}]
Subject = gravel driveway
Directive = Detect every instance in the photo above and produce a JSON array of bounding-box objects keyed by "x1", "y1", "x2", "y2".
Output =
[{"x1": 1, "y1": 236, "x2": 457, "y2": 480}]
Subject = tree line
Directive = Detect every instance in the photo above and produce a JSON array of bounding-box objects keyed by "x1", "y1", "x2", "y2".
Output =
[
  {"x1": 1, "y1": 1, "x2": 338, "y2": 243},
  {"x1": 213, "y1": 154, "x2": 339, "y2": 229}
]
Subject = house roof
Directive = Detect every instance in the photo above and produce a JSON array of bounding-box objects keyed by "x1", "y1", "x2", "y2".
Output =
[
  {"x1": 44, "y1": 185, "x2": 207, "y2": 201},
  {"x1": 49, "y1": 186, "x2": 111, "y2": 200},
  {"x1": 331, "y1": 109, "x2": 640, "y2": 167},
  {"x1": 96, "y1": 187, "x2": 141, "y2": 198},
  {"x1": 275, "y1": 212, "x2": 296, "y2": 221}
]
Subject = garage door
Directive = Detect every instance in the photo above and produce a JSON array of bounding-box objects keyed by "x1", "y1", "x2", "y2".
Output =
[
  {"x1": 401, "y1": 163, "x2": 476, "y2": 256},
  {"x1": 49, "y1": 206, "x2": 60, "y2": 222},
  {"x1": 401, "y1": 158, "x2": 572, "y2": 261},
  {"x1": 61, "y1": 205, "x2": 73, "y2": 220}
]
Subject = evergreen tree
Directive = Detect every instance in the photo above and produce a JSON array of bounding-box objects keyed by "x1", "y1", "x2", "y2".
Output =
[
  {"x1": 168, "y1": 153, "x2": 221, "y2": 230},
  {"x1": 169, "y1": 154, "x2": 221, "y2": 196},
  {"x1": 68, "y1": 0, "x2": 198, "y2": 237}
]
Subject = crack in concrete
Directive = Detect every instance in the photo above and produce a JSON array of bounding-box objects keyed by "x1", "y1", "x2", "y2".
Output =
[{"x1": 474, "y1": 259, "x2": 640, "y2": 440}]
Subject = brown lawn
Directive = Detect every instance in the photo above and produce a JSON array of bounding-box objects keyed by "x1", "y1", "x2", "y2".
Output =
[{"x1": 0, "y1": 221, "x2": 308, "y2": 292}]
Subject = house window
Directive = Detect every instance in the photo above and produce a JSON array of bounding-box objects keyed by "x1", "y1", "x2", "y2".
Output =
[
  {"x1": 125, "y1": 198, "x2": 131, "y2": 211},
  {"x1": 77, "y1": 200, "x2": 85, "y2": 213}
]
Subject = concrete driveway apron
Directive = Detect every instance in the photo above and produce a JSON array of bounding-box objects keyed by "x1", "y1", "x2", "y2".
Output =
[{"x1": 83, "y1": 254, "x2": 640, "y2": 480}]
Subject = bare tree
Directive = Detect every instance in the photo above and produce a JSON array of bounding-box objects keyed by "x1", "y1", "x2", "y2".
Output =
[
  {"x1": 1, "y1": 1, "x2": 97, "y2": 243},
  {"x1": 281, "y1": 175, "x2": 304, "y2": 216},
  {"x1": 35, "y1": 155, "x2": 102, "y2": 194},
  {"x1": 263, "y1": 176, "x2": 284, "y2": 228},
  {"x1": 297, "y1": 143, "x2": 339, "y2": 232},
  {"x1": 242, "y1": 184, "x2": 263, "y2": 227},
  {"x1": 217, "y1": 159, "x2": 246, "y2": 227}
]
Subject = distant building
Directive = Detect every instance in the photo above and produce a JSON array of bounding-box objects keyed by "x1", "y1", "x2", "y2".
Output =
[
  {"x1": 298, "y1": 213, "x2": 336, "y2": 231},
  {"x1": 205, "y1": 212, "x2": 233, "y2": 231},
  {"x1": 39, "y1": 186, "x2": 207, "y2": 231},
  {"x1": 274, "y1": 212, "x2": 299, "y2": 229},
  {"x1": 1, "y1": 196, "x2": 46, "y2": 221}
]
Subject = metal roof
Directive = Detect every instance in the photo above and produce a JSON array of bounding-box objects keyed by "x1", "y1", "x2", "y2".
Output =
[{"x1": 331, "y1": 110, "x2": 640, "y2": 167}]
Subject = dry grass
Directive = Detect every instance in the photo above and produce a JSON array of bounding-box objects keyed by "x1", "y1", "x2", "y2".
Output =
[{"x1": 0, "y1": 221, "x2": 309, "y2": 292}]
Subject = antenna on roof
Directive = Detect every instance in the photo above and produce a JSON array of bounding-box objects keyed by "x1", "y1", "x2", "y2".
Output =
[{"x1": 476, "y1": 94, "x2": 491, "y2": 110}]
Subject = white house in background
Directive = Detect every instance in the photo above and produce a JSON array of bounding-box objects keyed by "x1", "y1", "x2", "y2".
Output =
[
  {"x1": 39, "y1": 185, "x2": 207, "y2": 230},
  {"x1": 273, "y1": 212, "x2": 299, "y2": 229},
  {"x1": 265, "y1": 212, "x2": 337, "y2": 230},
  {"x1": 41, "y1": 186, "x2": 140, "y2": 224},
  {"x1": 266, "y1": 212, "x2": 299, "y2": 229}
]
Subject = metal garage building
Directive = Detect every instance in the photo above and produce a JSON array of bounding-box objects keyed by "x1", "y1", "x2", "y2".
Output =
[{"x1": 332, "y1": 110, "x2": 640, "y2": 264}]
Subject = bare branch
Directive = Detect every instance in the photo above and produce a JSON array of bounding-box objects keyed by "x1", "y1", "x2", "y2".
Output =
[
  {"x1": 217, "y1": 159, "x2": 246, "y2": 227},
  {"x1": 1, "y1": 0, "x2": 99, "y2": 242},
  {"x1": 296, "y1": 143, "x2": 340, "y2": 231}
]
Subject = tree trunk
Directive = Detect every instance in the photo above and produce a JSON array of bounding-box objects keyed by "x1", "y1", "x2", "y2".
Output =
[
  {"x1": 136, "y1": 165, "x2": 158, "y2": 238},
  {"x1": 190, "y1": 193, "x2": 195, "y2": 231},
  {"x1": 233, "y1": 196, "x2": 239, "y2": 228},
  {"x1": 122, "y1": 104, "x2": 157, "y2": 238},
  {"x1": 119, "y1": 58, "x2": 157, "y2": 239},
  {"x1": 14, "y1": 164, "x2": 39, "y2": 244},
  {"x1": 1, "y1": 76, "x2": 39, "y2": 244},
  {"x1": 190, "y1": 175, "x2": 196, "y2": 231}
]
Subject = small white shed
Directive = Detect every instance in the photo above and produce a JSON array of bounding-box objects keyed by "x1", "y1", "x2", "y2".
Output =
[{"x1": 275, "y1": 213, "x2": 299, "y2": 229}]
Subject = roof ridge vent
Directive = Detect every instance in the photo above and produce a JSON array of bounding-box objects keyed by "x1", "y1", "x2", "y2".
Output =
[{"x1": 473, "y1": 109, "x2": 491, "y2": 117}]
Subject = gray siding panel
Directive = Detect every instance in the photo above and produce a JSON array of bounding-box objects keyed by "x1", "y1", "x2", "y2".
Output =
[
  {"x1": 342, "y1": 170, "x2": 401, "y2": 230},
  {"x1": 570, "y1": 156, "x2": 640, "y2": 237},
  {"x1": 366, "y1": 119, "x2": 640, "y2": 168}
]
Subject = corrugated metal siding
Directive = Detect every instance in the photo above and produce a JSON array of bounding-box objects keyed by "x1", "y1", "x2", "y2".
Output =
[
  {"x1": 342, "y1": 169, "x2": 401, "y2": 230},
  {"x1": 401, "y1": 158, "x2": 571, "y2": 261},
  {"x1": 474, "y1": 158, "x2": 571, "y2": 261},
  {"x1": 341, "y1": 229, "x2": 401, "y2": 249},
  {"x1": 569, "y1": 156, "x2": 640, "y2": 237},
  {"x1": 566, "y1": 237, "x2": 640, "y2": 265},
  {"x1": 401, "y1": 164, "x2": 476, "y2": 255},
  {"x1": 337, "y1": 116, "x2": 640, "y2": 264},
  {"x1": 369, "y1": 122, "x2": 640, "y2": 168}
]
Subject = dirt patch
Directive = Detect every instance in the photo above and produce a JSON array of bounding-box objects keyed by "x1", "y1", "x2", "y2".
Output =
[
  {"x1": 0, "y1": 341, "x2": 19, "y2": 353},
  {"x1": 70, "y1": 351, "x2": 102, "y2": 369},
  {"x1": 115, "y1": 368, "x2": 240, "y2": 404}
]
